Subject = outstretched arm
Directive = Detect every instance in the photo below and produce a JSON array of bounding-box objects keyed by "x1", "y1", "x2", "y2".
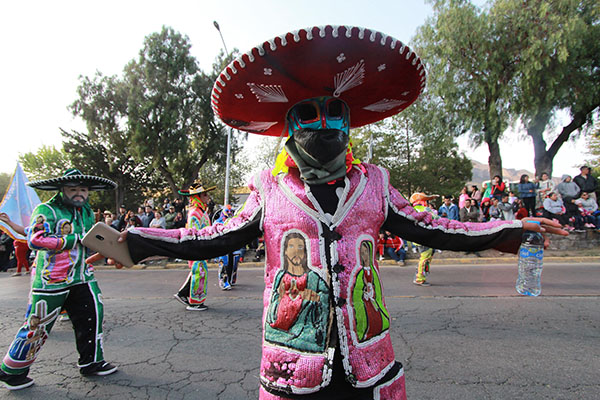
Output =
[
  {"x1": 88, "y1": 179, "x2": 264, "y2": 265},
  {"x1": 126, "y1": 210, "x2": 262, "y2": 263},
  {"x1": 0, "y1": 213, "x2": 26, "y2": 236},
  {"x1": 381, "y1": 176, "x2": 567, "y2": 253}
]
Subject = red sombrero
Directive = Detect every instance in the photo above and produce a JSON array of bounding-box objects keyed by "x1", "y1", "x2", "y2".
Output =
[{"x1": 211, "y1": 25, "x2": 426, "y2": 137}]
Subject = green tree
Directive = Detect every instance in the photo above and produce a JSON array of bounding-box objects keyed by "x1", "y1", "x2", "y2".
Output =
[
  {"x1": 413, "y1": 0, "x2": 519, "y2": 181},
  {"x1": 495, "y1": 0, "x2": 600, "y2": 177},
  {"x1": 68, "y1": 72, "x2": 151, "y2": 211},
  {"x1": 125, "y1": 26, "x2": 235, "y2": 195},
  {"x1": 0, "y1": 172, "x2": 10, "y2": 200},
  {"x1": 585, "y1": 121, "x2": 600, "y2": 181},
  {"x1": 19, "y1": 143, "x2": 115, "y2": 210},
  {"x1": 19, "y1": 145, "x2": 72, "y2": 202}
]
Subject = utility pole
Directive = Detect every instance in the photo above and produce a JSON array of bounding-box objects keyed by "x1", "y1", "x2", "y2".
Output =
[{"x1": 213, "y1": 20, "x2": 233, "y2": 206}]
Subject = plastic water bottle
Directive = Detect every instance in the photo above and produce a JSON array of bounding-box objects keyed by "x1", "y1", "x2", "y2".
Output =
[{"x1": 515, "y1": 221, "x2": 544, "y2": 296}]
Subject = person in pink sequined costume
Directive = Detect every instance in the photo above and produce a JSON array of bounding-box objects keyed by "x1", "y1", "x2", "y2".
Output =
[{"x1": 88, "y1": 25, "x2": 567, "y2": 399}]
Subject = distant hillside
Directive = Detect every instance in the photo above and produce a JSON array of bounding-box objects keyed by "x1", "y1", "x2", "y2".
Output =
[{"x1": 468, "y1": 160, "x2": 561, "y2": 185}]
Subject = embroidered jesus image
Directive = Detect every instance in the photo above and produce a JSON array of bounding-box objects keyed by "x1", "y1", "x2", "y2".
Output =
[
  {"x1": 352, "y1": 240, "x2": 390, "y2": 342},
  {"x1": 265, "y1": 231, "x2": 329, "y2": 353}
]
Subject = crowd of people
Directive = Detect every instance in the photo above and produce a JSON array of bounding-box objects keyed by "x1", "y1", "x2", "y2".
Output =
[
  {"x1": 439, "y1": 166, "x2": 598, "y2": 231},
  {"x1": 97, "y1": 198, "x2": 189, "y2": 233},
  {"x1": 374, "y1": 165, "x2": 598, "y2": 269}
]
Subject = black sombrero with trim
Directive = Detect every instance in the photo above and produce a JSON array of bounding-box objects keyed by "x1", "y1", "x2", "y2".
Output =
[
  {"x1": 27, "y1": 168, "x2": 117, "y2": 191},
  {"x1": 178, "y1": 181, "x2": 216, "y2": 196}
]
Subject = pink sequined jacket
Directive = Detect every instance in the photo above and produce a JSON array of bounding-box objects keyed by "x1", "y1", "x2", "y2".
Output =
[{"x1": 126, "y1": 164, "x2": 523, "y2": 395}]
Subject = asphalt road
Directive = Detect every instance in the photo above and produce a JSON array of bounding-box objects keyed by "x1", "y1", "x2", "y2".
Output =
[{"x1": 0, "y1": 262, "x2": 598, "y2": 399}]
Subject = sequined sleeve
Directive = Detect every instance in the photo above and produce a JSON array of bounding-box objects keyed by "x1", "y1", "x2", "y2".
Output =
[
  {"x1": 379, "y1": 168, "x2": 523, "y2": 254},
  {"x1": 126, "y1": 177, "x2": 263, "y2": 263}
]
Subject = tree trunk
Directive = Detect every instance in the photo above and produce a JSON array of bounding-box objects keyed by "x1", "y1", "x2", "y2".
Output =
[
  {"x1": 114, "y1": 175, "x2": 125, "y2": 212},
  {"x1": 528, "y1": 103, "x2": 599, "y2": 178},
  {"x1": 527, "y1": 110, "x2": 552, "y2": 178},
  {"x1": 486, "y1": 139, "x2": 503, "y2": 181},
  {"x1": 157, "y1": 163, "x2": 179, "y2": 197}
]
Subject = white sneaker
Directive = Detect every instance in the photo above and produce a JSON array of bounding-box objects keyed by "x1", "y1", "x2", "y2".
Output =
[{"x1": 186, "y1": 304, "x2": 208, "y2": 311}]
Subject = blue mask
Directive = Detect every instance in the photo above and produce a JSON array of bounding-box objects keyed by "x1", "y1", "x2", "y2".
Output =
[{"x1": 286, "y1": 96, "x2": 350, "y2": 137}]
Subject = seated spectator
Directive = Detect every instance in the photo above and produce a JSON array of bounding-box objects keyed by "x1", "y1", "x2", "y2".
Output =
[
  {"x1": 162, "y1": 198, "x2": 171, "y2": 213},
  {"x1": 517, "y1": 174, "x2": 537, "y2": 217},
  {"x1": 543, "y1": 192, "x2": 573, "y2": 230},
  {"x1": 164, "y1": 206, "x2": 177, "y2": 229},
  {"x1": 482, "y1": 182, "x2": 492, "y2": 200},
  {"x1": 480, "y1": 197, "x2": 491, "y2": 222},
  {"x1": 126, "y1": 214, "x2": 143, "y2": 229},
  {"x1": 556, "y1": 174, "x2": 584, "y2": 225},
  {"x1": 137, "y1": 206, "x2": 145, "y2": 220},
  {"x1": 459, "y1": 198, "x2": 479, "y2": 222},
  {"x1": 378, "y1": 231, "x2": 406, "y2": 266},
  {"x1": 173, "y1": 197, "x2": 185, "y2": 215},
  {"x1": 575, "y1": 191, "x2": 600, "y2": 229},
  {"x1": 149, "y1": 211, "x2": 166, "y2": 229},
  {"x1": 107, "y1": 213, "x2": 118, "y2": 230},
  {"x1": 488, "y1": 198, "x2": 502, "y2": 221},
  {"x1": 116, "y1": 205, "x2": 128, "y2": 231},
  {"x1": 508, "y1": 191, "x2": 518, "y2": 204},
  {"x1": 490, "y1": 175, "x2": 506, "y2": 201},
  {"x1": 458, "y1": 186, "x2": 469, "y2": 209},
  {"x1": 140, "y1": 205, "x2": 155, "y2": 227},
  {"x1": 470, "y1": 185, "x2": 482, "y2": 206},
  {"x1": 438, "y1": 196, "x2": 459, "y2": 220},
  {"x1": 173, "y1": 211, "x2": 186, "y2": 229},
  {"x1": 497, "y1": 194, "x2": 516, "y2": 221},
  {"x1": 514, "y1": 199, "x2": 528, "y2": 220}
]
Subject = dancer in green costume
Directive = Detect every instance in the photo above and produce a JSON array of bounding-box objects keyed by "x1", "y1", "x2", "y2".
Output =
[{"x1": 0, "y1": 169, "x2": 118, "y2": 391}]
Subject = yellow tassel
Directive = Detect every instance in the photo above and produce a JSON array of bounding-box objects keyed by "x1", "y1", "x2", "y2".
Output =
[
  {"x1": 348, "y1": 140, "x2": 362, "y2": 165},
  {"x1": 271, "y1": 148, "x2": 290, "y2": 177}
]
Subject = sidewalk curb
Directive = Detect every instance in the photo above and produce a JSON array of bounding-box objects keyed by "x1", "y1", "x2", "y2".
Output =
[{"x1": 93, "y1": 256, "x2": 600, "y2": 270}]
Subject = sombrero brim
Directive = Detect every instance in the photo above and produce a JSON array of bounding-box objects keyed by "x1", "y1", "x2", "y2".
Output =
[
  {"x1": 178, "y1": 185, "x2": 217, "y2": 196},
  {"x1": 211, "y1": 25, "x2": 426, "y2": 136},
  {"x1": 410, "y1": 193, "x2": 439, "y2": 203},
  {"x1": 27, "y1": 175, "x2": 117, "y2": 191}
]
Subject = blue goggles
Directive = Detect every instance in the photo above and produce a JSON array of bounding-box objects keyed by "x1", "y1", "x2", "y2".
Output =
[{"x1": 286, "y1": 97, "x2": 350, "y2": 136}]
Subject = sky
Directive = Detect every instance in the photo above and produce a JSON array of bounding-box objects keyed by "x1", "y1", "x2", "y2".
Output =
[{"x1": 0, "y1": 0, "x2": 589, "y2": 178}]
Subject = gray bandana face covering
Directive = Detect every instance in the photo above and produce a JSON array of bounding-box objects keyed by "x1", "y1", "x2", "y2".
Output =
[{"x1": 285, "y1": 129, "x2": 349, "y2": 185}]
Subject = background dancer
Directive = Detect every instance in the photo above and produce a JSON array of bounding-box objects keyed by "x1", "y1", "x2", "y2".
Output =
[
  {"x1": 409, "y1": 193, "x2": 439, "y2": 286},
  {"x1": 172, "y1": 182, "x2": 215, "y2": 311}
]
